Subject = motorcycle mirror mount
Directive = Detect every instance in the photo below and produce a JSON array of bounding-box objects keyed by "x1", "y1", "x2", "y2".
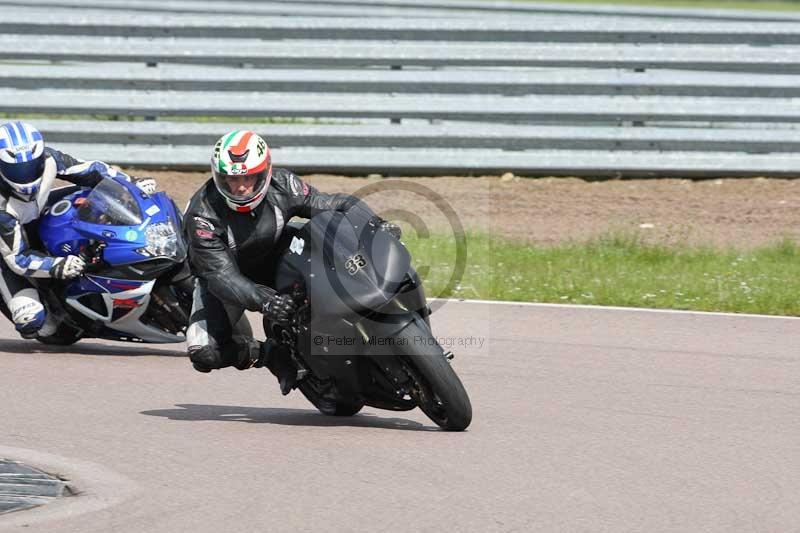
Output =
[{"x1": 80, "y1": 240, "x2": 107, "y2": 271}]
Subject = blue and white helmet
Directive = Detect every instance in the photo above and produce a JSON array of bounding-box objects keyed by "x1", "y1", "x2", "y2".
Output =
[{"x1": 0, "y1": 121, "x2": 46, "y2": 202}]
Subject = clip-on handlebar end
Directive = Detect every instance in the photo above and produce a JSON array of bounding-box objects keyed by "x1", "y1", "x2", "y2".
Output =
[{"x1": 80, "y1": 241, "x2": 107, "y2": 272}]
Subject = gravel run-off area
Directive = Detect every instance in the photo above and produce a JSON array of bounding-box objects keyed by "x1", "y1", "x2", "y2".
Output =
[{"x1": 133, "y1": 170, "x2": 800, "y2": 250}]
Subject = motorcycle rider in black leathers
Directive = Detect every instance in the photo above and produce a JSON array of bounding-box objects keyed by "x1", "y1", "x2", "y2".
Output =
[
  {"x1": 0, "y1": 121, "x2": 157, "y2": 338},
  {"x1": 183, "y1": 130, "x2": 398, "y2": 393}
]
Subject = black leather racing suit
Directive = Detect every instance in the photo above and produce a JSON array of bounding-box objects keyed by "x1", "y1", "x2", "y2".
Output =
[{"x1": 183, "y1": 168, "x2": 373, "y2": 371}]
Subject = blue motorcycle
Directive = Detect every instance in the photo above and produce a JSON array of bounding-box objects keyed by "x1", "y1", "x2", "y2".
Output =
[{"x1": 32, "y1": 177, "x2": 193, "y2": 345}]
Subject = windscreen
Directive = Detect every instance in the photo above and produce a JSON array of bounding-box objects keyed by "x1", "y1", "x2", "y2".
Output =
[{"x1": 76, "y1": 179, "x2": 142, "y2": 226}]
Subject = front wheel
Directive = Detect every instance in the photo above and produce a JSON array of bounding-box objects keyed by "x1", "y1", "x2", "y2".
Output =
[{"x1": 397, "y1": 320, "x2": 472, "y2": 431}]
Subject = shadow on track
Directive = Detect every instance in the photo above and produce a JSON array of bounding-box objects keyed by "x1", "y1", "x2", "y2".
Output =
[
  {"x1": 0, "y1": 339, "x2": 185, "y2": 358},
  {"x1": 141, "y1": 403, "x2": 436, "y2": 432}
]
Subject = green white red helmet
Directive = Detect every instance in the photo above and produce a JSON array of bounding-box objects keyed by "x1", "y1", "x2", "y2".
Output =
[{"x1": 211, "y1": 130, "x2": 272, "y2": 213}]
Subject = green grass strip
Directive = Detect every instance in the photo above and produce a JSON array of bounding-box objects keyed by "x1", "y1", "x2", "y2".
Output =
[{"x1": 403, "y1": 231, "x2": 800, "y2": 316}]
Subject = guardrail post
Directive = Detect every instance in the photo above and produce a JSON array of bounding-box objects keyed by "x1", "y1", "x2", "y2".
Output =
[
  {"x1": 145, "y1": 62, "x2": 158, "y2": 122},
  {"x1": 390, "y1": 64, "x2": 402, "y2": 124},
  {"x1": 632, "y1": 67, "x2": 646, "y2": 127}
]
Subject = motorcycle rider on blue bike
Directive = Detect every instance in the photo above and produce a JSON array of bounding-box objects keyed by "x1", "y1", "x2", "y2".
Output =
[
  {"x1": 0, "y1": 121, "x2": 157, "y2": 339},
  {"x1": 184, "y1": 130, "x2": 400, "y2": 393}
]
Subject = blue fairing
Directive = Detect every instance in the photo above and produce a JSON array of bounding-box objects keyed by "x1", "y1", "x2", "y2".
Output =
[
  {"x1": 65, "y1": 274, "x2": 148, "y2": 298},
  {"x1": 40, "y1": 178, "x2": 184, "y2": 265},
  {"x1": 38, "y1": 177, "x2": 187, "y2": 343}
]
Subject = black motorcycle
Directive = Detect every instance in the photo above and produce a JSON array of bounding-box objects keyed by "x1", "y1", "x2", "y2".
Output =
[{"x1": 265, "y1": 204, "x2": 472, "y2": 431}]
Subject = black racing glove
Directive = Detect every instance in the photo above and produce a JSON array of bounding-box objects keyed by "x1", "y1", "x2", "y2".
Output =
[{"x1": 257, "y1": 286, "x2": 297, "y2": 325}]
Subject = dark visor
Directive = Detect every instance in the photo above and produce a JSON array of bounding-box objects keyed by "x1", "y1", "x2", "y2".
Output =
[{"x1": 0, "y1": 156, "x2": 44, "y2": 185}]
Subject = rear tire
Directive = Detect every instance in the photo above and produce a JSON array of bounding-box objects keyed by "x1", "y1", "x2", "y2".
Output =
[{"x1": 397, "y1": 320, "x2": 472, "y2": 431}]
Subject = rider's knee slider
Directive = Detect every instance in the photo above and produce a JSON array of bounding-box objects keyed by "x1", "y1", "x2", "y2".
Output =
[
  {"x1": 188, "y1": 344, "x2": 223, "y2": 371},
  {"x1": 12, "y1": 302, "x2": 46, "y2": 338}
]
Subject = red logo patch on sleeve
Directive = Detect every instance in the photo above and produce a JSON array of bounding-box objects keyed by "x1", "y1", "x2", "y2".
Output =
[{"x1": 195, "y1": 229, "x2": 214, "y2": 239}]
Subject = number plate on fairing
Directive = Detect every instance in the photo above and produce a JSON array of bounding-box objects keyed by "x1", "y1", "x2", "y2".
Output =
[{"x1": 344, "y1": 254, "x2": 367, "y2": 275}]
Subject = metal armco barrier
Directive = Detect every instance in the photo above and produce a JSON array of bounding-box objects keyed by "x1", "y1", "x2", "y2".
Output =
[{"x1": 0, "y1": 0, "x2": 798, "y2": 177}]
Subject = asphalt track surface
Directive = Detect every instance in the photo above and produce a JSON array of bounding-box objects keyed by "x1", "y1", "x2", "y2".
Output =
[{"x1": 1, "y1": 300, "x2": 798, "y2": 532}]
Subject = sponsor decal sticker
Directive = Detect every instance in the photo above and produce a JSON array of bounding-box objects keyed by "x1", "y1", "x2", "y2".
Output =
[
  {"x1": 229, "y1": 163, "x2": 248, "y2": 175},
  {"x1": 345, "y1": 253, "x2": 367, "y2": 275},
  {"x1": 113, "y1": 297, "x2": 143, "y2": 309},
  {"x1": 145, "y1": 205, "x2": 160, "y2": 216},
  {"x1": 289, "y1": 236, "x2": 305, "y2": 255},
  {"x1": 125, "y1": 230, "x2": 138, "y2": 241},
  {"x1": 12, "y1": 142, "x2": 32, "y2": 153},
  {"x1": 193, "y1": 217, "x2": 215, "y2": 231}
]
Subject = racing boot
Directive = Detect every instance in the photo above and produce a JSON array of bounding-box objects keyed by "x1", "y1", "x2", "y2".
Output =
[
  {"x1": 191, "y1": 338, "x2": 260, "y2": 373},
  {"x1": 259, "y1": 339, "x2": 301, "y2": 396},
  {"x1": 230, "y1": 337, "x2": 264, "y2": 370}
]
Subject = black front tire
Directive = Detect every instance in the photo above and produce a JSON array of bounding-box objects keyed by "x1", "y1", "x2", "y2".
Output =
[{"x1": 397, "y1": 319, "x2": 472, "y2": 431}]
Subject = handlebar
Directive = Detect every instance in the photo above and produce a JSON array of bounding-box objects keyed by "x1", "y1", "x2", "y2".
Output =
[{"x1": 79, "y1": 241, "x2": 107, "y2": 273}]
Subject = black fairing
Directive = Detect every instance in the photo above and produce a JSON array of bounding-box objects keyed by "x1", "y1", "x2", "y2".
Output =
[
  {"x1": 273, "y1": 209, "x2": 429, "y2": 397},
  {"x1": 274, "y1": 209, "x2": 415, "y2": 325}
]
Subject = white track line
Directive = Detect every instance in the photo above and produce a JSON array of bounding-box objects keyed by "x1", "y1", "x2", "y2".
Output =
[{"x1": 430, "y1": 298, "x2": 800, "y2": 321}]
